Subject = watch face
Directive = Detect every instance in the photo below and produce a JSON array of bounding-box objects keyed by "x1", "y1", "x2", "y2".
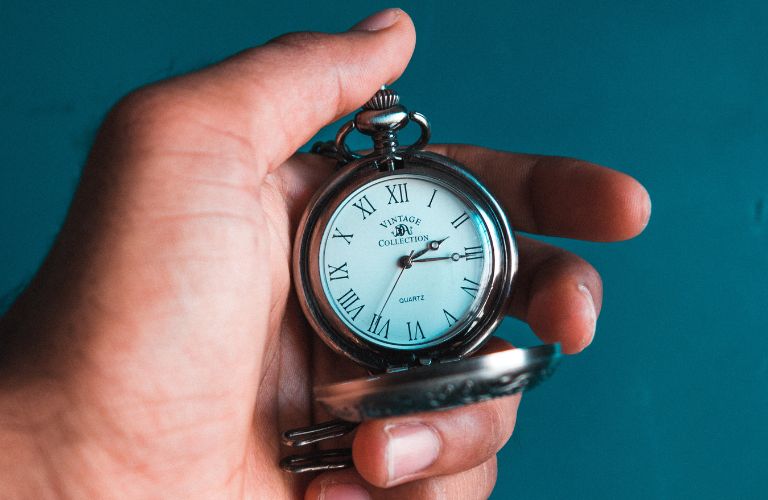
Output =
[{"x1": 318, "y1": 173, "x2": 493, "y2": 350}]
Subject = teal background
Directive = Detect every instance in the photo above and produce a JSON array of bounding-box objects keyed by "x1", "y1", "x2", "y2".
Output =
[{"x1": 1, "y1": 1, "x2": 766, "y2": 498}]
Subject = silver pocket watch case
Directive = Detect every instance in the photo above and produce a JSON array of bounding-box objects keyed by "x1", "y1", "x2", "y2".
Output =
[{"x1": 281, "y1": 88, "x2": 562, "y2": 473}]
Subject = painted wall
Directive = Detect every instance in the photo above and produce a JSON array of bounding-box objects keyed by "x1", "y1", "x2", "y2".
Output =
[{"x1": 1, "y1": 1, "x2": 766, "y2": 498}]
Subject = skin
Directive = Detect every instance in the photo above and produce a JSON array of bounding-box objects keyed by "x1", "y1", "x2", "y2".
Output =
[{"x1": 0, "y1": 9, "x2": 650, "y2": 500}]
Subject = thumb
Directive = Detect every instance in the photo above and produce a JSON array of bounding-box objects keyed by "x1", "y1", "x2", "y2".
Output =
[
  {"x1": 110, "y1": 8, "x2": 416, "y2": 179},
  {"x1": 0, "y1": 9, "x2": 414, "y2": 447}
]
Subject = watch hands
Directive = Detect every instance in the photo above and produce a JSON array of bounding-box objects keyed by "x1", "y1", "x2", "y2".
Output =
[
  {"x1": 404, "y1": 236, "x2": 450, "y2": 266},
  {"x1": 412, "y1": 252, "x2": 466, "y2": 263},
  {"x1": 379, "y1": 238, "x2": 450, "y2": 316},
  {"x1": 378, "y1": 250, "x2": 414, "y2": 317}
]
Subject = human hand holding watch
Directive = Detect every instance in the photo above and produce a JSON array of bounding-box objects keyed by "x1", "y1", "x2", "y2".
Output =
[{"x1": 0, "y1": 8, "x2": 650, "y2": 500}]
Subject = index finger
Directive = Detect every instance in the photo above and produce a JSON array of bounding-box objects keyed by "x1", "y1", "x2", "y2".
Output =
[{"x1": 429, "y1": 144, "x2": 651, "y2": 242}]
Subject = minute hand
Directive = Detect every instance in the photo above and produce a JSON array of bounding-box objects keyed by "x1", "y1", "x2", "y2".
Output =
[{"x1": 412, "y1": 253, "x2": 465, "y2": 263}]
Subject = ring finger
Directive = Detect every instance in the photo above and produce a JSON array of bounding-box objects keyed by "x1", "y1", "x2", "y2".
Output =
[{"x1": 511, "y1": 235, "x2": 603, "y2": 353}]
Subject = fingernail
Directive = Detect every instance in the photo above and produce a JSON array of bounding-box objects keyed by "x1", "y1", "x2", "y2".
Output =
[
  {"x1": 577, "y1": 284, "x2": 597, "y2": 349},
  {"x1": 641, "y1": 190, "x2": 653, "y2": 230},
  {"x1": 384, "y1": 422, "x2": 441, "y2": 484},
  {"x1": 320, "y1": 483, "x2": 371, "y2": 500},
  {"x1": 350, "y1": 8, "x2": 402, "y2": 31}
]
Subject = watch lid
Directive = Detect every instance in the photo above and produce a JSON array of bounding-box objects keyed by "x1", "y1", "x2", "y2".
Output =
[{"x1": 314, "y1": 344, "x2": 561, "y2": 422}]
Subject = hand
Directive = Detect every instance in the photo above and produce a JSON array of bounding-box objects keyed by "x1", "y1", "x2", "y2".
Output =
[{"x1": 0, "y1": 8, "x2": 650, "y2": 500}]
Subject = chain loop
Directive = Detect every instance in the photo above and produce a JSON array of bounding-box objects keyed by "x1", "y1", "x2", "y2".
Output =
[
  {"x1": 279, "y1": 448, "x2": 353, "y2": 473},
  {"x1": 406, "y1": 111, "x2": 431, "y2": 152},
  {"x1": 279, "y1": 418, "x2": 359, "y2": 473}
]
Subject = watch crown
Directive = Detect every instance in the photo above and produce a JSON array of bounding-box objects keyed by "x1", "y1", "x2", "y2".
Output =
[{"x1": 363, "y1": 87, "x2": 400, "y2": 110}]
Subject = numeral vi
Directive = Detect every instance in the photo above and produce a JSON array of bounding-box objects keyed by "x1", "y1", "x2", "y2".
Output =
[{"x1": 407, "y1": 321, "x2": 426, "y2": 342}]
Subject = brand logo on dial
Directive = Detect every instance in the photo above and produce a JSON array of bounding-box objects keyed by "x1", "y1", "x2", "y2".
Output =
[
  {"x1": 391, "y1": 224, "x2": 413, "y2": 237},
  {"x1": 378, "y1": 214, "x2": 428, "y2": 247}
]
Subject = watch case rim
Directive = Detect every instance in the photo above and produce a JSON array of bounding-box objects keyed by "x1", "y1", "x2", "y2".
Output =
[
  {"x1": 292, "y1": 150, "x2": 517, "y2": 371},
  {"x1": 314, "y1": 344, "x2": 562, "y2": 421}
]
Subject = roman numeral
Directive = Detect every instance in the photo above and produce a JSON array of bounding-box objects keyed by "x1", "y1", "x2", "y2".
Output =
[
  {"x1": 352, "y1": 195, "x2": 376, "y2": 220},
  {"x1": 460, "y1": 277, "x2": 481, "y2": 298},
  {"x1": 337, "y1": 289, "x2": 365, "y2": 321},
  {"x1": 407, "y1": 320, "x2": 426, "y2": 342},
  {"x1": 332, "y1": 228, "x2": 353, "y2": 245},
  {"x1": 443, "y1": 309, "x2": 458, "y2": 327},
  {"x1": 386, "y1": 183, "x2": 409, "y2": 204},
  {"x1": 427, "y1": 189, "x2": 437, "y2": 208},
  {"x1": 367, "y1": 313, "x2": 390, "y2": 338},
  {"x1": 464, "y1": 245, "x2": 484, "y2": 260},
  {"x1": 327, "y1": 262, "x2": 349, "y2": 281},
  {"x1": 451, "y1": 212, "x2": 470, "y2": 229}
]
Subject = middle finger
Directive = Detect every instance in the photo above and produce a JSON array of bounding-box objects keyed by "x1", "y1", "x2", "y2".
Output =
[{"x1": 428, "y1": 144, "x2": 651, "y2": 242}]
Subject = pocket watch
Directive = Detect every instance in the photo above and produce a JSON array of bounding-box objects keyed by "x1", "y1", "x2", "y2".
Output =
[{"x1": 281, "y1": 87, "x2": 561, "y2": 473}]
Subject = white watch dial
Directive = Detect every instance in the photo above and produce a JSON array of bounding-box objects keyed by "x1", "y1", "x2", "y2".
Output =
[{"x1": 319, "y1": 173, "x2": 492, "y2": 350}]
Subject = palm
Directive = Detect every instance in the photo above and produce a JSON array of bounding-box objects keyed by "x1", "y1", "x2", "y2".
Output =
[{"x1": 244, "y1": 155, "x2": 367, "y2": 496}]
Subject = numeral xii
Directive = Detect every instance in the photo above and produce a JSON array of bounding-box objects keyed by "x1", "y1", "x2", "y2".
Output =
[{"x1": 386, "y1": 183, "x2": 409, "y2": 204}]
